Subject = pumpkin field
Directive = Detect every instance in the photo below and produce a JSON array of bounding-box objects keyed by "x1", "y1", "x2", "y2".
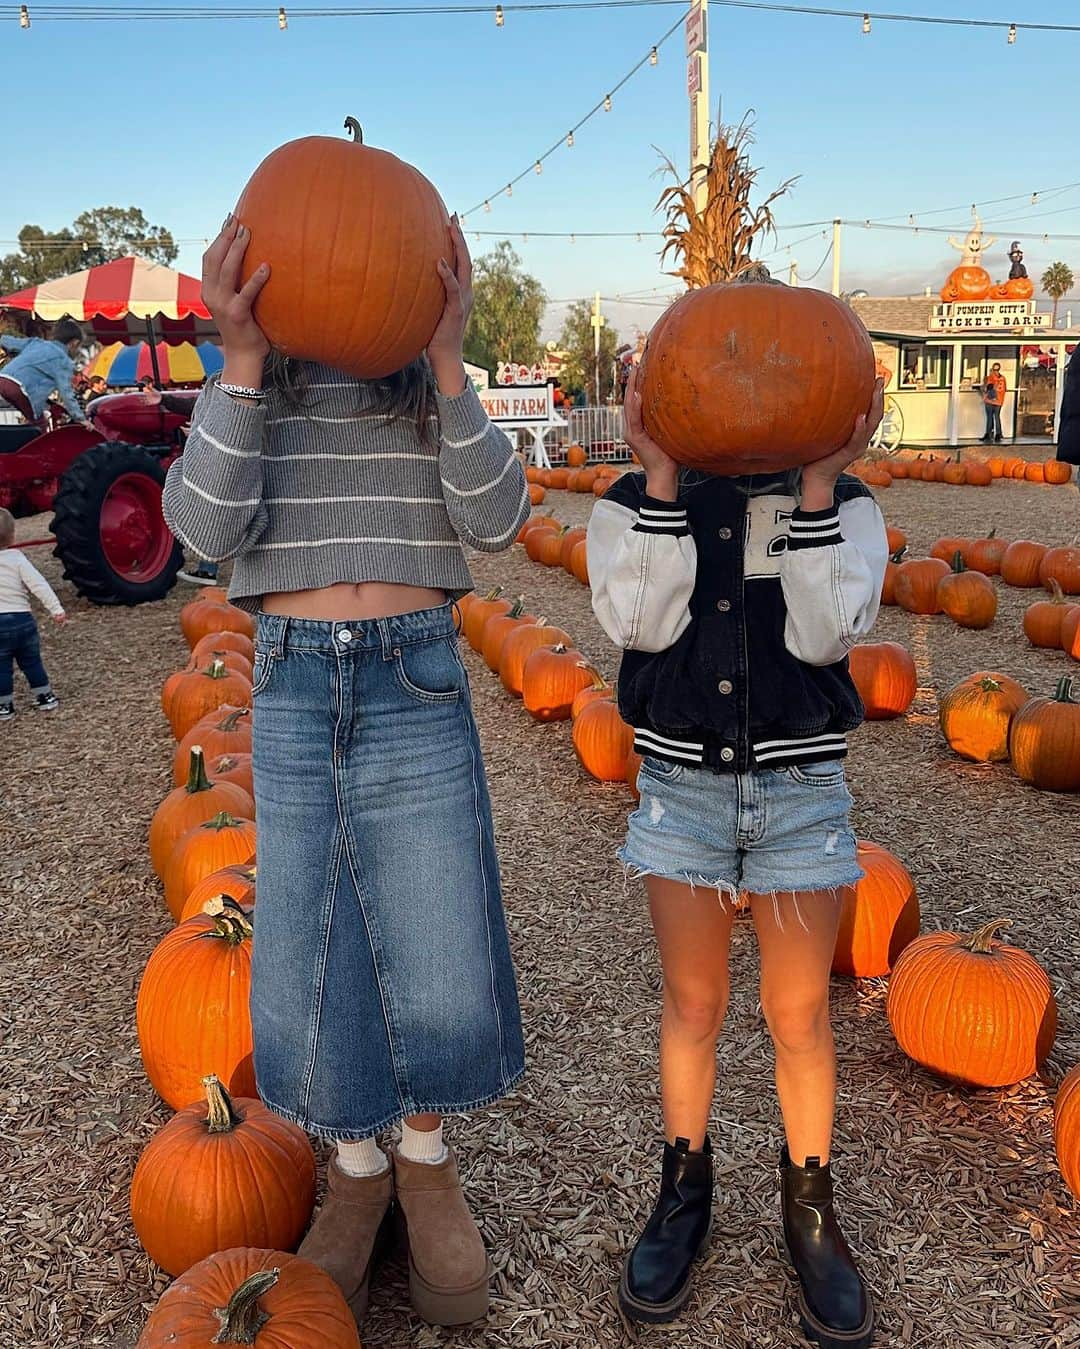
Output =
[{"x1": 3, "y1": 454, "x2": 1080, "y2": 1349}]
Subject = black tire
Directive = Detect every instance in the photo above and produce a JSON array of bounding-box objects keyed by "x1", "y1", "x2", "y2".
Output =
[{"x1": 51, "y1": 441, "x2": 184, "y2": 606}]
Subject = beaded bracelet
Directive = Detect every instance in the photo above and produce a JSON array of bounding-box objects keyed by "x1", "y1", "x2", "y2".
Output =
[{"x1": 218, "y1": 382, "x2": 266, "y2": 402}]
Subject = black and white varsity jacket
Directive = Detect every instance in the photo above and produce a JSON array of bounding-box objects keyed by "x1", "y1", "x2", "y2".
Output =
[{"x1": 586, "y1": 470, "x2": 889, "y2": 772}]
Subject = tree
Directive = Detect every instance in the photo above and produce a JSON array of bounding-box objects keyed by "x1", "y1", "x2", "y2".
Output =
[
  {"x1": 0, "y1": 206, "x2": 177, "y2": 293},
  {"x1": 656, "y1": 113, "x2": 796, "y2": 290},
  {"x1": 1040, "y1": 261, "x2": 1074, "y2": 330},
  {"x1": 463, "y1": 242, "x2": 546, "y2": 376},
  {"x1": 558, "y1": 299, "x2": 620, "y2": 405}
]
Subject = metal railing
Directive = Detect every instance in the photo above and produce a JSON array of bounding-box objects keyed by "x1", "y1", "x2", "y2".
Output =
[{"x1": 514, "y1": 406, "x2": 630, "y2": 463}]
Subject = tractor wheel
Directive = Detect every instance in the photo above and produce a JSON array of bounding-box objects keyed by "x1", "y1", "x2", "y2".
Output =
[{"x1": 51, "y1": 442, "x2": 183, "y2": 605}]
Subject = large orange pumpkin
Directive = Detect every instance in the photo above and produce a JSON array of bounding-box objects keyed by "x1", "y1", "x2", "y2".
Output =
[
  {"x1": 940, "y1": 266, "x2": 992, "y2": 301},
  {"x1": 965, "y1": 530, "x2": 1008, "y2": 576},
  {"x1": 164, "y1": 812, "x2": 258, "y2": 920},
  {"x1": 180, "y1": 862, "x2": 258, "y2": 924},
  {"x1": 930, "y1": 536, "x2": 969, "y2": 563},
  {"x1": 938, "y1": 672, "x2": 1029, "y2": 763},
  {"x1": 169, "y1": 660, "x2": 252, "y2": 742},
  {"x1": 559, "y1": 526, "x2": 588, "y2": 571},
  {"x1": 1039, "y1": 546, "x2": 1080, "y2": 595},
  {"x1": 499, "y1": 621, "x2": 571, "y2": 697},
  {"x1": 181, "y1": 600, "x2": 255, "y2": 651},
  {"x1": 894, "y1": 557, "x2": 950, "y2": 615},
  {"x1": 149, "y1": 748, "x2": 254, "y2": 878},
  {"x1": 192, "y1": 630, "x2": 256, "y2": 666},
  {"x1": 1000, "y1": 540, "x2": 1048, "y2": 588},
  {"x1": 572, "y1": 698, "x2": 635, "y2": 781},
  {"x1": 480, "y1": 599, "x2": 536, "y2": 673},
  {"x1": 136, "y1": 899, "x2": 257, "y2": 1110},
  {"x1": 136, "y1": 1249, "x2": 360, "y2": 1349},
  {"x1": 832, "y1": 841, "x2": 919, "y2": 979},
  {"x1": 463, "y1": 587, "x2": 510, "y2": 650},
  {"x1": 936, "y1": 554, "x2": 997, "y2": 630},
  {"x1": 1055, "y1": 1065, "x2": 1080, "y2": 1200},
  {"x1": 236, "y1": 121, "x2": 449, "y2": 380},
  {"x1": 964, "y1": 461, "x2": 993, "y2": 487},
  {"x1": 566, "y1": 443, "x2": 587, "y2": 467},
  {"x1": 173, "y1": 707, "x2": 252, "y2": 785},
  {"x1": 1023, "y1": 580, "x2": 1071, "y2": 648},
  {"x1": 130, "y1": 1075, "x2": 315, "y2": 1277},
  {"x1": 206, "y1": 751, "x2": 255, "y2": 799},
  {"x1": 521, "y1": 644, "x2": 593, "y2": 722},
  {"x1": 1045, "y1": 459, "x2": 1072, "y2": 486},
  {"x1": 637, "y1": 283, "x2": 875, "y2": 474},
  {"x1": 571, "y1": 663, "x2": 613, "y2": 719},
  {"x1": 1009, "y1": 677, "x2": 1080, "y2": 792},
  {"x1": 847, "y1": 642, "x2": 916, "y2": 720},
  {"x1": 886, "y1": 919, "x2": 1056, "y2": 1088}
]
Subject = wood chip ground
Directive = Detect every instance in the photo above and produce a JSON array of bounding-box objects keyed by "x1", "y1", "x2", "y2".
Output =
[{"x1": 3, "y1": 469, "x2": 1079, "y2": 1348}]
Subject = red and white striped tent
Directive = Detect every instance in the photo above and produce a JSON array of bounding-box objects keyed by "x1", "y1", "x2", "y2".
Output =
[{"x1": 0, "y1": 256, "x2": 213, "y2": 344}]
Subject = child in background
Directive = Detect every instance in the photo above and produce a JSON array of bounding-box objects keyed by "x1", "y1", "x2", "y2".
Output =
[{"x1": 0, "y1": 509, "x2": 65, "y2": 719}]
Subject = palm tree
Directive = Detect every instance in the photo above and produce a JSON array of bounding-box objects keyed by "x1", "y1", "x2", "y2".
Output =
[
  {"x1": 656, "y1": 113, "x2": 797, "y2": 290},
  {"x1": 1040, "y1": 261, "x2": 1074, "y2": 329}
]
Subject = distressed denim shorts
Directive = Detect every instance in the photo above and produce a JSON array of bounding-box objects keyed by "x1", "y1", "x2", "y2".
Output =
[
  {"x1": 620, "y1": 757, "x2": 863, "y2": 902},
  {"x1": 249, "y1": 604, "x2": 525, "y2": 1139}
]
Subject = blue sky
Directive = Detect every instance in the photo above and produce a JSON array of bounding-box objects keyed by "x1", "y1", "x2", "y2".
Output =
[{"x1": 3, "y1": 0, "x2": 1079, "y2": 344}]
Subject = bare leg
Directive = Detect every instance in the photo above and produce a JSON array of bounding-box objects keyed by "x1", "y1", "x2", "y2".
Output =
[
  {"x1": 750, "y1": 889, "x2": 846, "y2": 1165},
  {"x1": 647, "y1": 877, "x2": 737, "y2": 1149},
  {"x1": 405, "y1": 1113, "x2": 442, "y2": 1130}
]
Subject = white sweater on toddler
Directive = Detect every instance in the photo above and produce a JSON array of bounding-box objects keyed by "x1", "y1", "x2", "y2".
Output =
[{"x1": 0, "y1": 548, "x2": 64, "y2": 616}]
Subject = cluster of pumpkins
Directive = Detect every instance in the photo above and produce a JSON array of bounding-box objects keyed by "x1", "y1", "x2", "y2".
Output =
[
  {"x1": 855, "y1": 454, "x2": 1072, "y2": 490},
  {"x1": 525, "y1": 455, "x2": 622, "y2": 507},
  {"x1": 134, "y1": 590, "x2": 361, "y2": 1347}
]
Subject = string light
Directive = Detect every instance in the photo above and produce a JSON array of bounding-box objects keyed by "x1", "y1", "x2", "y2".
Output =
[
  {"x1": 19, "y1": 4, "x2": 30, "y2": 27},
  {"x1": 484, "y1": 200, "x2": 491, "y2": 212},
  {"x1": 566, "y1": 131, "x2": 574, "y2": 147},
  {"x1": 505, "y1": 183, "x2": 513, "y2": 196},
  {"x1": 534, "y1": 160, "x2": 542, "y2": 174},
  {"x1": 603, "y1": 93, "x2": 612, "y2": 111},
  {"x1": 494, "y1": 2, "x2": 503, "y2": 23},
  {"x1": 1007, "y1": 22, "x2": 1016, "y2": 43},
  {"x1": 861, "y1": 12, "x2": 870, "y2": 34},
  {"x1": 278, "y1": 5, "x2": 287, "y2": 27},
  {"x1": 649, "y1": 45, "x2": 658, "y2": 64}
]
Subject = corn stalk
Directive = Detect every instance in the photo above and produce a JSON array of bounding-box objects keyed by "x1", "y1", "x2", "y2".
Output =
[{"x1": 656, "y1": 113, "x2": 797, "y2": 290}]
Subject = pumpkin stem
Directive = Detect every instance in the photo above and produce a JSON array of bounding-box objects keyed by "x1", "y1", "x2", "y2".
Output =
[
  {"x1": 985, "y1": 528, "x2": 996, "y2": 541},
  {"x1": 1049, "y1": 578, "x2": 1065, "y2": 604},
  {"x1": 962, "y1": 918, "x2": 1012, "y2": 954},
  {"x1": 220, "y1": 708, "x2": 251, "y2": 733},
  {"x1": 1053, "y1": 675, "x2": 1077, "y2": 704},
  {"x1": 507, "y1": 596, "x2": 526, "y2": 619},
  {"x1": 212, "y1": 1269, "x2": 278, "y2": 1344},
  {"x1": 550, "y1": 643, "x2": 570, "y2": 654},
  {"x1": 974, "y1": 676, "x2": 1004, "y2": 692},
  {"x1": 890, "y1": 547, "x2": 907, "y2": 564},
  {"x1": 205, "y1": 658, "x2": 231, "y2": 680},
  {"x1": 204, "y1": 894, "x2": 255, "y2": 944},
  {"x1": 576, "y1": 661, "x2": 609, "y2": 691},
  {"x1": 185, "y1": 746, "x2": 212, "y2": 795},
  {"x1": 343, "y1": 116, "x2": 363, "y2": 144},
  {"x1": 204, "y1": 810, "x2": 243, "y2": 832},
  {"x1": 203, "y1": 1074, "x2": 241, "y2": 1133},
  {"x1": 951, "y1": 550, "x2": 967, "y2": 573}
]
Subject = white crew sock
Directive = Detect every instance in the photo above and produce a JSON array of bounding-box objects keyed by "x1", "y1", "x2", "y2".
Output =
[
  {"x1": 399, "y1": 1120, "x2": 449, "y2": 1166},
  {"x1": 335, "y1": 1137, "x2": 390, "y2": 1178}
]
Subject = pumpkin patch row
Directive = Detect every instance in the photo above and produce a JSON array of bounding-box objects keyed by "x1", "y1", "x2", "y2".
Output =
[
  {"x1": 526, "y1": 459, "x2": 623, "y2": 501},
  {"x1": 857, "y1": 454, "x2": 1071, "y2": 487}
]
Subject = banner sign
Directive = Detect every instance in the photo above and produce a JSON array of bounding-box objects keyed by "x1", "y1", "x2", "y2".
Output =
[
  {"x1": 685, "y1": 2, "x2": 706, "y2": 55},
  {"x1": 687, "y1": 51, "x2": 702, "y2": 97},
  {"x1": 929, "y1": 301, "x2": 1049, "y2": 331},
  {"x1": 478, "y1": 383, "x2": 554, "y2": 426}
]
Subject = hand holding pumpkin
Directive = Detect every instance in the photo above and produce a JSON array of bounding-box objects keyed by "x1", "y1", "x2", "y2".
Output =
[
  {"x1": 202, "y1": 216, "x2": 271, "y2": 365},
  {"x1": 800, "y1": 377, "x2": 885, "y2": 509},
  {"x1": 623, "y1": 365, "x2": 679, "y2": 500},
  {"x1": 426, "y1": 214, "x2": 472, "y2": 395}
]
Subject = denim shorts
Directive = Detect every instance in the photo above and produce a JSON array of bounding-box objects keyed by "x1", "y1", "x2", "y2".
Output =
[
  {"x1": 249, "y1": 604, "x2": 525, "y2": 1139},
  {"x1": 620, "y1": 757, "x2": 862, "y2": 901}
]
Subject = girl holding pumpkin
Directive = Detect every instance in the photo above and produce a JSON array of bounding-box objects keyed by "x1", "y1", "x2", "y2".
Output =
[
  {"x1": 587, "y1": 361, "x2": 887, "y2": 1348},
  {"x1": 162, "y1": 215, "x2": 529, "y2": 1329}
]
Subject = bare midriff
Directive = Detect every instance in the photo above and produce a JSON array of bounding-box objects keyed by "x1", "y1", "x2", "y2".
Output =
[{"x1": 262, "y1": 581, "x2": 448, "y2": 621}]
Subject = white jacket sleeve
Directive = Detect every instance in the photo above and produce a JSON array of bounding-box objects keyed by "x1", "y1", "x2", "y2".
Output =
[
  {"x1": 587, "y1": 493, "x2": 697, "y2": 652},
  {"x1": 780, "y1": 494, "x2": 889, "y2": 666}
]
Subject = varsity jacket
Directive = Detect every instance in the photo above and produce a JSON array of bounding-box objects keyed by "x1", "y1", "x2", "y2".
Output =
[{"x1": 587, "y1": 470, "x2": 889, "y2": 773}]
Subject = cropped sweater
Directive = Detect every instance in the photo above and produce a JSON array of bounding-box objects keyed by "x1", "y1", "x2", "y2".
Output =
[{"x1": 162, "y1": 368, "x2": 531, "y2": 611}]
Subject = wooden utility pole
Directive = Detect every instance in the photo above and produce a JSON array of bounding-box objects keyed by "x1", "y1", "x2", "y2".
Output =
[
  {"x1": 590, "y1": 291, "x2": 604, "y2": 405},
  {"x1": 831, "y1": 219, "x2": 842, "y2": 296}
]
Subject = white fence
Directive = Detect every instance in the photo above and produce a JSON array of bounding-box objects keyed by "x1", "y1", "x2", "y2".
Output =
[{"x1": 510, "y1": 407, "x2": 630, "y2": 464}]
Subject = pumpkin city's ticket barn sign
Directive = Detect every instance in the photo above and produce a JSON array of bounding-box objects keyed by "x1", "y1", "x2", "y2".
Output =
[{"x1": 929, "y1": 301, "x2": 1050, "y2": 332}]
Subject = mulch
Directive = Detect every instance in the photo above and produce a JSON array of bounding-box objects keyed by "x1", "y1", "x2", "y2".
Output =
[{"x1": 3, "y1": 469, "x2": 1079, "y2": 1349}]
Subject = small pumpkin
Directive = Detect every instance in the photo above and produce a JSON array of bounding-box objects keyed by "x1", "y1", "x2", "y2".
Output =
[
  {"x1": 571, "y1": 663, "x2": 613, "y2": 719},
  {"x1": 848, "y1": 641, "x2": 916, "y2": 719},
  {"x1": 965, "y1": 529, "x2": 1008, "y2": 576},
  {"x1": 180, "y1": 862, "x2": 258, "y2": 923},
  {"x1": 192, "y1": 630, "x2": 256, "y2": 666},
  {"x1": 885, "y1": 525, "x2": 906, "y2": 554},
  {"x1": 1039, "y1": 546, "x2": 1080, "y2": 595},
  {"x1": 937, "y1": 553, "x2": 997, "y2": 629},
  {"x1": 130, "y1": 1075, "x2": 315, "y2": 1277},
  {"x1": 547, "y1": 468, "x2": 571, "y2": 490},
  {"x1": 566, "y1": 443, "x2": 587, "y2": 467},
  {"x1": 832, "y1": 841, "x2": 920, "y2": 979},
  {"x1": 880, "y1": 549, "x2": 906, "y2": 606},
  {"x1": 522, "y1": 644, "x2": 593, "y2": 722},
  {"x1": 1023, "y1": 580, "x2": 1071, "y2": 648},
  {"x1": 206, "y1": 751, "x2": 255, "y2": 799},
  {"x1": 887, "y1": 459, "x2": 909, "y2": 480},
  {"x1": 184, "y1": 646, "x2": 254, "y2": 684},
  {"x1": 534, "y1": 527, "x2": 569, "y2": 567},
  {"x1": 149, "y1": 748, "x2": 254, "y2": 878},
  {"x1": 1000, "y1": 539, "x2": 1048, "y2": 588},
  {"x1": 1045, "y1": 459, "x2": 1072, "y2": 486},
  {"x1": 572, "y1": 698, "x2": 635, "y2": 781},
  {"x1": 164, "y1": 812, "x2": 258, "y2": 921},
  {"x1": 569, "y1": 538, "x2": 590, "y2": 586},
  {"x1": 480, "y1": 598, "x2": 536, "y2": 673},
  {"x1": 942, "y1": 456, "x2": 967, "y2": 487},
  {"x1": 135, "y1": 1249, "x2": 360, "y2": 1348},
  {"x1": 965, "y1": 461, "x2": 992, "y2": 487},
  {"x1": 169, "y1": 659, "x2": 253, "y2": 742},
  {"x1": 894, "y1": 557, "x2": 950, "y2": 615},
  {"x1": 463, "y1": 586, "x2": 510, "y2": 650},
  {"x1": 499, "y1": 620, "x2": 571, "y2": 698},
  {"x1": 182, "y1": 599, "x2": 255, "y2": 651},
  {"x1": 1063, "y1": 606, "x2": 1080, "y2": 660},
  {"x1": 528, "y1": 482, "x2": 547, "y2": 506},
  {"x1": 930, "y1": 536, "x2": 970, "y2": 563},
  {"x1": 886, "y1": 919, "x2": 1056, "y2": 1088},
  {"x1": 1024, "y1": 462, "x2": 1047, "y2": 484},
  {"x1": 1054, "y1": 1065, "x2": 1080, "y2": 1201},
  {"x1": 593, "y1": 476, "x2": 610, "y2": 497},
  {"x1": 1009, "y1": 677, "x2": 1080, "y2": 792},
  {"x1": 987, "y1": 457, "x2": 1006, "y2": 478},
  {"x1": 938, "y1": 672, "x2": 1029, "y2": 763},
  {"x1": 137, "y1": 898, "x2": 257, "y2": 1109},
  {"x1": 173, "y1": 707, "x2": 252, "y2": 785},
  {"x1": 559, "y1": 526, "x2": 588, "y2": 571}
]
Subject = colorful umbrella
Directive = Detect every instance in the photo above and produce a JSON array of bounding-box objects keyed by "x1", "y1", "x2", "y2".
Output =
[
  {"x1": 84, "y1": 340, "x2": 224, "y2": 386},
  {"x1": 0, "y1": 256, "x2": 213, "y2": 344}
]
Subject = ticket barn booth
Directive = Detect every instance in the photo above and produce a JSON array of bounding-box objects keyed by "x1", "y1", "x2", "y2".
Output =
[{"x1": 853, "y1": 295, "x2": 1077, "y2": 447}]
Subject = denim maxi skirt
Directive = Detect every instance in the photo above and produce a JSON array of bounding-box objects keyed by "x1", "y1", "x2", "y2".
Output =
[{"x1": 249, "y1": 604, "x2": 525, "y2": 1139}]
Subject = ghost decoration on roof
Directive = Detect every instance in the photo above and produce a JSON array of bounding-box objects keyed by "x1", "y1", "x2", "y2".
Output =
[{"x1": 940, "y1": 215, "x2": 995, "y2": 302}]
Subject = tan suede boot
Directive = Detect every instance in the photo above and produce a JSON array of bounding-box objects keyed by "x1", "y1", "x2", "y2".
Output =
[
  {"x1": 392, "y1": 1146, "x2": 492, "y2": 1325},
  {"x1": 298, "y1": 1156, "x2": 393, "y2": 1324}
]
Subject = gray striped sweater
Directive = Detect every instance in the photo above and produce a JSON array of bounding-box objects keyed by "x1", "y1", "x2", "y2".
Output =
[{"x1": 162, "y1": 367, "x2": 530, "y2": 612}]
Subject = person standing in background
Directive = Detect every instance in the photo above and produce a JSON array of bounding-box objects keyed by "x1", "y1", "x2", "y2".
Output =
[{"x1": 980, "y1": 363, "x2": 1006, "y2": 443}]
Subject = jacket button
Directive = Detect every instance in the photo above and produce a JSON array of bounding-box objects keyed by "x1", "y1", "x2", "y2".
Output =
[
  {"x1": 720, "y1": 747, "x2": 735, "y2": 763},
  {"x1": 718, "y1": 679, "x2": 733, "y2": 695},
  {"x1": 716, "y1": 599, "x2": 731, "y2": 613},
  {"x1": 718, "y1": 527, "x2": 733, "y2": 540}
]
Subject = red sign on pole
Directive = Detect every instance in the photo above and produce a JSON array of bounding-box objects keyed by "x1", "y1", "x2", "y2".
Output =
[
  {"x1": 687, "y1": 51, "x2": 702, "y2": 98},
  {"x1": 685, "y1": 2, "x2": 706, "y2": 57}
]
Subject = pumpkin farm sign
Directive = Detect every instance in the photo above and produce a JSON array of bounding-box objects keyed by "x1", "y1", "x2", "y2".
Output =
[
  {"x1": 930, "y1": 302, "x2": 1049, "y2": 332},
  {"x1": 478, "y1": 383, "x2": 554, "y2": 426}
]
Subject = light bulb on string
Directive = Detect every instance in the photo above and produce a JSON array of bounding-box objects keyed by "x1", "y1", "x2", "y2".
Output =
[
  {"x1": 570, "y1": 234, "x2": 576, "y2": 245},
  {"x1": 535, "y1": 160, "x2": 542, "y2": 175},
  {"x1": 1032, "y1": 192, "x2": 1039, "y2": 204},
  {"x1": 495, "y1": 4, "x2": 504, "y2": 25},
  {"x1": 505, "y1": 183, "x2": 513, "y2": 197},
  {"x1": 523, "y1": 233, "x2": 528, "y2": 242},
  {"x1": 650, "y1": 46, "x2": 658, "y2": 65},
  {"x1": 484, "y1": 200, "x2": 491, "y2": 213},
  {"x1": 1007, "y1": 23, "x2": 1016, "y2": 44},
  {"x1": 862, "y1": 13, "x2": 870, "y2": 34},
  {"x1": 20, "y1": 4, "x2": 30, "y2": 27},
  {"x1": 603, "y1": 94, "x2": 612, "y2": 112},
  {"x1": 278, "y1": 6, "x2": 287, "y2": 29},
  {"x1": 567, "y1": 131, "x2": 574, "y2": 147}
]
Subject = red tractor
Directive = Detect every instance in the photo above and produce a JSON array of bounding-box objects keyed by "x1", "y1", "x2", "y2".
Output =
[{"x1": 0, "y1": 392, "x2": 195, "y2": 604}]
